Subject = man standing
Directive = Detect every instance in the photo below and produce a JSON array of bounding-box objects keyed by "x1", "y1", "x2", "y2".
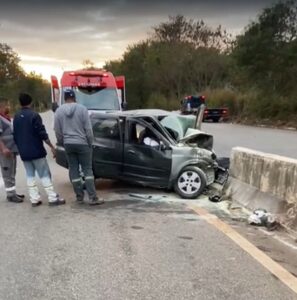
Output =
[
  {"x1": 0, "y1": 97, "x2": 24, "y2": 203},
  {"x1": 54, "y1": 90, "x2": 103, "y2": 205},
  {"x1": 13, "y1": 93, "x2": 65, "y2": 207}
]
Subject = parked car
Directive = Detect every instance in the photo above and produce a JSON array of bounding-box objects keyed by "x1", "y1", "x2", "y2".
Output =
[
  {"x1": 203, "y1": 108, "x2": 229, "y2": 123},
  {"x1": 180, "y1": 95, "x2": 229, "y2": 122},
  {"x1": 55, "y1": 109, "x2": 221, "y2": 199}
]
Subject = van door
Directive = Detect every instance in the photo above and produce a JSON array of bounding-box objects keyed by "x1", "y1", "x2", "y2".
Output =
[
  {"x1": 92, "y1": 117, "x2": 123, "y2": 178},
  {"x1": 123, "y1": 118, "x2": 172, "y2": 187}
]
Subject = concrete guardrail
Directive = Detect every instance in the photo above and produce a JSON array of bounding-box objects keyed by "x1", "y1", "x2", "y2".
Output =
[{"x1": 225, "y1": 147, "x2": 297, "y2": 232}]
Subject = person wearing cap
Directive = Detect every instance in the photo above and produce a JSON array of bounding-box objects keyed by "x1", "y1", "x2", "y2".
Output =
[
  {"x1": 54, "y1": 90, "x2": 104, "y2": 205},
  {"x1": 0, "y1": 97, "x2": 24, "y2": 203},
  {"x1": 13, "y1": 93, "x2": 65, "y2": 207}
]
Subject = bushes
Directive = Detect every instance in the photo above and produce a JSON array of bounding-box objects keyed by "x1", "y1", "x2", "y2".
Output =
[
  {"x1": 200, "y1": 88, "x2": 297, "y2": 125},
  {"x1": 0, "y1": 73, "x2": 51, "y2": 113},
  {"x1": 145, "y1": 93, "x2": 179, "y2": 111}
]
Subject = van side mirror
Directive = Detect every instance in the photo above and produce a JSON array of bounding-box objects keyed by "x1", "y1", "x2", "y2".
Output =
[
  {"x1": 122, "y1": 102, "x2": 128, "y2": 111},
  {"x1": 52, "y1": 102, "x2": 59, "y2": 113}
]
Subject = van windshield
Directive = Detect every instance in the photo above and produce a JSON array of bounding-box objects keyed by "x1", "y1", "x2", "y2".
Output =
[{"x1": 71, "y1": 87, "x2": 120, "y2": 111}]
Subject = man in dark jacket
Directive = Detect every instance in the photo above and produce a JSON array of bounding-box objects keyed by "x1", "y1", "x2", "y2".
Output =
[
  {"x1": 13, "y1": 93, "x2": 65, "y2": 207},
  {"x1": 54, "y1": 90, "x2": 103, "y2": 205}
]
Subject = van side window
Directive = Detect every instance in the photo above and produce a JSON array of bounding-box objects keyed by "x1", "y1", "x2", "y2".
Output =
[
  {"x1": 129, "y1": 122, "x2": 160, "y2": 147},
  {"x1": 93, "y1": 119, "x2": 120, "y2": 140}
]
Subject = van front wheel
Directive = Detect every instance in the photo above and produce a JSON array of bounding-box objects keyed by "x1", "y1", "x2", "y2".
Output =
[{"x1": 174, "y1": 166, "x2": 207, "y2": 199}]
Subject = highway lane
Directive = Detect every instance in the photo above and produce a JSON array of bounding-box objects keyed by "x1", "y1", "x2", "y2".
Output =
[
  {"x1": 202, "y1": 122, "x2": 297, "y2": 159},
  {"x1": 0, "y1": 111, "x2": 296, "y2": 299}
]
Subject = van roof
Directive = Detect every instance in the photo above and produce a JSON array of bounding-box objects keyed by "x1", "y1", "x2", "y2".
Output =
[{"x1": 61, "y1": 70, "x2": 117, "y2": 87}]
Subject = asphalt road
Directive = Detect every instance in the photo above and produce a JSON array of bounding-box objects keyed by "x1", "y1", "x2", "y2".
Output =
[
  {"x1": 0, "y1": 112, "x2": 296, "y2": 300},
  {"x1": 202, "y1": 122, "x2": 297, "y2": 159}
]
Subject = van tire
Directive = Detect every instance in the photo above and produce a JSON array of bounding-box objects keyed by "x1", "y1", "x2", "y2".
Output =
[{"x1": 174, "y1": 166, "x2": 207, "y2": 199}]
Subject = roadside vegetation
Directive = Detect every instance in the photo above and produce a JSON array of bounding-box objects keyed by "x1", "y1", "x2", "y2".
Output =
[
  {"x1": 0, "y1": 1, "x2": 296, "y2": 125},
  {"x1": 0, "y1": 43, "x2": 50, "y2": 112},
  {"x1": 105, "y1": 0, "x2": 297, "y2": 126}
]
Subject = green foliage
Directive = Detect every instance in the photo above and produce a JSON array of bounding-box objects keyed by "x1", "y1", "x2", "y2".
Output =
[
  {"x1": 152, "y1": 15, "x2": 232, "y2": 51},
  {"x1": 3, "y1": 2, "x2": 297, "y2": 124},
  {"x1": 105, "y1": 16, "x2": 232, "y2": 110},
  {"x1": 202, "y1": 89, "x2": 238, "y2": 114},
  {"x1": 104, "y1": 5, "x2": 297, "y2": 125},
  {"x1": 144, "y1": 92, "x2": 179, "y2": 110},
  {"x1": 0, "y1": 43, "x2": 51, "y2": 113},
  {"x1": 230, "y1": 0, "x2": 297, "y2": 123},
  {"x1": 0, "y1": 43, "x2": 23, "y2": 85}
]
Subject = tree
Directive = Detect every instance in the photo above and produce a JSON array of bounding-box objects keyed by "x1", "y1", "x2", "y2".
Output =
[
  {"x1": 152, "y1": 15, "x2": 232, "y2": 52},
  {"x1": 82, "y1": 59, "x2": 96, "y2": 70},
  {"x1": 232, "y1": 0, "x2": 297, "y2": 92},
  {"x1": 0, "y1": 43, "x2": 23, "y2": 85},
  {"x1": 106, "y1": 16, "x2": 232, "y2": 109},
  {"x1": 0, "y1": 43, "x2": 51, "y2": 112},
  {"x1": 229, "y1": 0, "x2": 297, "y2": 121}
]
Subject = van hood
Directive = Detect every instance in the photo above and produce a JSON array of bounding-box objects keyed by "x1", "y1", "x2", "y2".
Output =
[
  {"x1": 160, "y1": 115, "x2": 213, "y2": 150},
  {"x1": 179, "y1": 128, "x2": 213, "y2": 150}
]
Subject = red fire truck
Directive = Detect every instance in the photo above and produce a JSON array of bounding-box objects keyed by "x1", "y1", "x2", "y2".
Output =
[{"x1": 51, "y1": 69, "x2": 126, "y2": 112}]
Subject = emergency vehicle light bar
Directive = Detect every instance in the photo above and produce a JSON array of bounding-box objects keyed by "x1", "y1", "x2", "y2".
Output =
[{"x1": 69, "y1": 72, "x2": 109, "y2": 77}]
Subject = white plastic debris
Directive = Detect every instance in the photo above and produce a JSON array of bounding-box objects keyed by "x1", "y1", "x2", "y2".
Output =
[
  {"x1": 248, "y1": 209, "x2": 279, "y2": 230},
  {"x1": 248, "y1": 209, "x2": 269, "y2": 225}
]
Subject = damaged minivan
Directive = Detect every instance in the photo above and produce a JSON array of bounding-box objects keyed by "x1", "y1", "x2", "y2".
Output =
[{"x1": 55, "y1": 109, "x2": 221, "y2": 199}]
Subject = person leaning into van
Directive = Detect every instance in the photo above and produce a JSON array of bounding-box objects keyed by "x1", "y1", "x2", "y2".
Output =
[
  {"x1": 0, "y1": 97, "x2": 24, "y2": 203},
  {"x1": 54, "y1": 90, "x2": 104, "y2": 205},
  {"x1": 13, "y1": 93, "x2": 65, "y2": 207}
]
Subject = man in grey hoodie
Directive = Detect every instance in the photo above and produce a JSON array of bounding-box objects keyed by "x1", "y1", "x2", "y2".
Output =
[{"x1": 54, "y1": 90, "x2": 104, "y2": 205}]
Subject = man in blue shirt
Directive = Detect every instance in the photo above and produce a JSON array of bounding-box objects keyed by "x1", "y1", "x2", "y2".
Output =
[{"x1": 13, "y1": 93, "x2": 65, "y2": 207}]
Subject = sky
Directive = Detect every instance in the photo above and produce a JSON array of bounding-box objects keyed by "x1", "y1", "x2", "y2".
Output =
[{"x1": 0, "y1": 0, "x2": 276, "y2": 80}]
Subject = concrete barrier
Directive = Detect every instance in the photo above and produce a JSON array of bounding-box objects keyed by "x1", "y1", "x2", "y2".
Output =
[{"x1": 225, "y1": 147, "x2": 297, "y2": 232}]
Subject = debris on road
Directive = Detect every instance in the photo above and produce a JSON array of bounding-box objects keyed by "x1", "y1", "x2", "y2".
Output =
[
  {"x1": 129, "y1": 193, "x2": 167, "y2": 201},
  {"x1": 248, "y1": 209, "x2": 279, "y2": 231},
  {"x1": 209, "y1": 194, "x2": 222, "y2": 202},
  {"x1": 206, "y1": 157, "x2": 230, "y2": 203}
]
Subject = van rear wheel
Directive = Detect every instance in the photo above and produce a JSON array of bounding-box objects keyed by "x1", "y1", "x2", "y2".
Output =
[{"x1": 174, "y1": 166, "x2": 206, "y2": 199}]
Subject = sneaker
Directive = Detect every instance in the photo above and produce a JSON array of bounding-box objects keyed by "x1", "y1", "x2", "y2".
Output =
[
  {"x1": 32, "y1": 200, "x2": 42, "y2": 207},
  {"x1": 89, "y1": 197, "x2": 105, "y2": 206},
  {"x1": 7, "y1": 195, "x2": 23, "y2": 203},
  {"x1": 17, "y1": 194, "x2": 25, "y2": 199},
  {"x1": 49, "y1": 198, "x2": 66, "y2": 206},
  {"x1": 76, "y1": 197, "x2": 84, "y2": 204}
]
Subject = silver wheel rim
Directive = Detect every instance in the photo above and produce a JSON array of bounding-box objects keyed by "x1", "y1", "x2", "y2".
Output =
[{"x1": 178, "y1": 171, "x2": 201, "y2": 195}]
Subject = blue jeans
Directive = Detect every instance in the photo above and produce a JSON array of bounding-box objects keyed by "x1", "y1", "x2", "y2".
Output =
[
  {"x1": 23, "y1": 158, "x2": 58, "y2": 203},
  {"x1": 64, "y1": 144, "x2": 97, "y2": 201}
]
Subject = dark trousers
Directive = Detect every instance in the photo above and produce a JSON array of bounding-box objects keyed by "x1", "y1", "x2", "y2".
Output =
[
  {"x1": 0, "y1": 153, "x2": 17, "y2": 197},
  {"x1": 64, "y1": 144, "x2": 97, "y2": 201}
]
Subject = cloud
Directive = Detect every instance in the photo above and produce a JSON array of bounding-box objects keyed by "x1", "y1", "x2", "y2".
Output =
[
  {"x1": 20, "y1": 55, "x2": 69, "y2": 63},
  {"x1": 0, "y1": 0, "x2": 276, "y2": 79}
]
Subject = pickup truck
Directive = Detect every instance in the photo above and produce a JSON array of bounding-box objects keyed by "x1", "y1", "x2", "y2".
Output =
[
  {"x1": 180, "y1": 95, "x2": 229, "y2": 122},
  {"x1": 203, "y1": 107, "x2": 229, "y2": 123}
]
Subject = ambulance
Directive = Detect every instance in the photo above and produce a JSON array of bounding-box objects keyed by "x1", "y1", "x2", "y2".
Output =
[{"x1": 51, "y1": 69, "x2": 126, "y2": 112}]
